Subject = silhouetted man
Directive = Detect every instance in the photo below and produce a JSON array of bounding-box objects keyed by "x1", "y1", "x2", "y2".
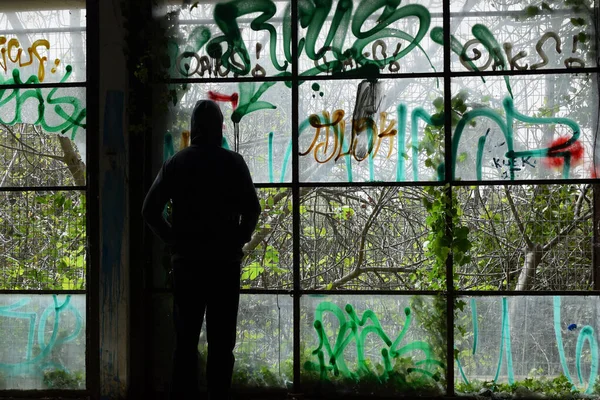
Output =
[{"x1": 142, "y1": 99, "x2": 261, "y2": 400}]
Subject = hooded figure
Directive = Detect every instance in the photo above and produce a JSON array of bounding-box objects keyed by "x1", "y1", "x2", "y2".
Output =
[
  {"x1": 190, "y1": 99, "x2": 224, "y2": 147},
  {"x1": 142, "y1": 99, "x2": 260, "y2": 400}
]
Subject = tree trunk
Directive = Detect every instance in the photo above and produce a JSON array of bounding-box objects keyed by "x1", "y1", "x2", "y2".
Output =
[
  {"x1": 58, "y1": 136, "x2": 86, "y2": 186},
  {"x1": 515, "y1": 244, "x2": 543, "y2": 291}
]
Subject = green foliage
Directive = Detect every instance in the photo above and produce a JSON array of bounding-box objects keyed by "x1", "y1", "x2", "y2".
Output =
[
  {"x1": 1, "y1": 191, "x2": 86, "y2": 290},
  {"x1": 421, "y1": 185, "x2": 472, "y2": 290},
  {"x1": 457, "y1": 374, "x2": 580, "y2": 399},
  {"x1": 301, "y1": 353, "x2": 443, "y2": 396},
  {"x1": 42, "y1": 369, "x2": 84, "y2": 389}
]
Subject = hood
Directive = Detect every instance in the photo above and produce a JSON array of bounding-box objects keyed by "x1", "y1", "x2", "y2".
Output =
[{"x1": 190, "y1": 99, "x2": 224, "y2": 146}]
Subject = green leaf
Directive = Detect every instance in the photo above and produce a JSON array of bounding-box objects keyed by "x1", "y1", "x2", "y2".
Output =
[
  {"x1": 524, "y1": 5, "x2": 540, "y2": 17},
  {"x1": 241, "y1": 263, "x2": 264, "y2": 281}
]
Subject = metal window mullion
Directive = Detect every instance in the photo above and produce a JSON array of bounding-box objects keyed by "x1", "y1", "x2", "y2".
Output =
[
  {"x1": 162, "y1": 67, "x2": 600, "y2": 86},
  {"x1": 455, "y1": 290, "x2": 600, "y2": 296},
  {"x1": 593, "y1": 185, "x2": 600, "y2": 290},
  {"x1": 0, "y1": 186, "x2": 87, "y2": 192},
  {"x1": 0, "y1": 290, "x2": 86, "y2": 295},
  {"x1": 85, "y1": 0, "x2": 100, "y2": 398},
  {"x1": 453, "y1": 178, "x2": 600, "y2": 186},
  {"x1": 0, "y1": 82, "x2": 86, "y2": 90},
  {"x1": 255, "y1": 179, "x2": 600, "y2": 189},
  {"x1": 443, "y1": 0, "x2": 455, "y2": 395},
  {"x1": 290, "y1": 0, "x2": 302, "y2": 395},
  {"x1": 450, "y1": 66, "x2": 598, "y2": 77}
]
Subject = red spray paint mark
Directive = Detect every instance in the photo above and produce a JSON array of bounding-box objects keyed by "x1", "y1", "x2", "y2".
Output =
[
  {"x1": 543, "y1": 136, "x2": 584, "y2": 169},
  {"x1": 208, "y1": 91, "x2": 239, "y2": 110}
]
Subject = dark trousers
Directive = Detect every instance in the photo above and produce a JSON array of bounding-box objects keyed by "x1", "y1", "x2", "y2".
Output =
[{"x1": 171, "y1": 258, "x2": 241, "y2": 400}]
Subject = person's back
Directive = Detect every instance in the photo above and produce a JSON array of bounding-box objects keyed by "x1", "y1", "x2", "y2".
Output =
[
  {"x1": 142, "y1": 99, "x2": 260, "y2": 400},
  {"x1": 165, "y1": 144, "x2": 258, "y2": 261}
]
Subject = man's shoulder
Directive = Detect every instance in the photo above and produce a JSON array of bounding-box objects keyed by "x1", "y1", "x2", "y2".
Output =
[
  {"x1": 219, "y1": 148, "x2": 247, "y2": 164},
  {"x1": 168, "y1": 145, "x2": 245, "y2": 165}
]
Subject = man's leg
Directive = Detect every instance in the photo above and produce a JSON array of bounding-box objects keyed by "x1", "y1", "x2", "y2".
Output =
[
  {"x1": 171, "y1": 259, "x2": 206, "y2": 399},
  {"x1": 206, "y1": 260, "x2": 240, "y2": 399}
]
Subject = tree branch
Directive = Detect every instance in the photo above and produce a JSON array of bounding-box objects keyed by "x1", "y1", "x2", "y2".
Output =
[
  {"x1": 318, "y1": 260, "x2": 423, "y2": 290},
  {"x1": 504, "y1": 185, "x2": 534, "y2": 249},
  {"x1": 0, "y1": 150, "x2": 18, "y2": 187},
  {"x1": 542, "y1": 211, "x2": 592, "y2": 252},
  {"x1": 574, "y1": 184, "x2": 590, "y2": 218},
  {"x1": 0, "y1": 143, "x2": 64, "y2": 161}
]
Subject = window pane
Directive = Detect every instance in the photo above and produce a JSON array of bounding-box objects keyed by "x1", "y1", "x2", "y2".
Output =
[
  {"x1": 0, "y1": 8, "x2": 86, "y2": 83},
  {"x1": 456, "y1": 185, "x2": 592, "y2": 291},
  {"x1": 0, "y1": 191, "x2": 86, "y2": 290},
  {"x1": 299, "y1": 78, "x2": 444, "y2": 183},
  {"x1": 452, "y1": 74, "x2": 598, "y2": 181},
  {"x1": 455, "y1": 296, "x2": 599, "y2": 397},
  {"x1": 300, "y1": 187, "x2": 437, "y2": 290},
  {"x1": 150, "y1": 293, "x2": 293, "y2": 392},
  {"x1": 242, "y1": 188, "x2": 293, "y2": 290},
  {"x1": 301, "y1": 294, "x2": 447, "y2": 396},
  {"x1": 0, "y1": 121, "x2": 86, "y2": 188},
  {"x1": 297, "y1": 0, "x2": 444, "y2": 76},
  {"x1": 164, "y1": 81, "x2": 291, "y2": 183},
  {"x1": 0, "y1": 293, "x2": 86, "y2": 389},
  {"x1": 450, "y1": 0, "x2": 595, "y2": 72},
  {"x1": 169, "y1": 1, "x2": 289, "y2": 79}
]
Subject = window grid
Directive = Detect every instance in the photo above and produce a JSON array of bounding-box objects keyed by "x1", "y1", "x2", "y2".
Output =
[
  {"x1": 0, "y1": 1, "x2": 94, "y2": 395},
  {"x1": 156, "y1": 1, "x2": 600, "y2": 397}
]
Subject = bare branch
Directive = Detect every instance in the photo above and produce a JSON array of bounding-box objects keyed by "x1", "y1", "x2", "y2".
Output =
[
  {"x1": 542, "y1": 211, "x2": 592, "y2": 252},
  {"x1": 574, "y1": 184, "x2": 590, "y2": 218},
  {"x1": 317, "y1": 260, "x2": 423, "y2": 290},
  {"x1": 0, "y1": 143, "x2": 64, "y2": 161},
  {"x1": 504, "y1": 185, "x2": 534, "y2": 249}
]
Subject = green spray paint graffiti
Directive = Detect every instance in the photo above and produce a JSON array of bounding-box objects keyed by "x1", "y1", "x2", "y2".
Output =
[
  {"x1": 0, "y1": 66, "x2": 86, "y2": 140},
  {"x1": 454, "y1": 297, "x2": 598, "y2": 394},
  {"x1": 172, "y1": 0, "x2": 588, "y2": 79},
  {"x1": 310, "y1": 298, "x2": 599, "y2": 393},
  {"x1": 280, "y1": 92, "x2": 580, "y2": 182},
  {"x1": 0, "y1": 295, "x2": 84, "y2": 377},
  {"x1": 164, "y1": 1, "x2": 591, "y2": 182},
  {"x1": 452, "y1": 96, "x2": 581, "y2": 181},
  {"x1": 305, "y1": 301, "x2": 445, "y2": 384}
]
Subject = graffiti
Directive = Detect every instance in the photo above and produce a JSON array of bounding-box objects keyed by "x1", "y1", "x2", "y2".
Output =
[
  {"x1": 170, "y1": 1, "x2": 589, "y2": 79},
  {"x1": 0, "y1": 295, "x2": 83, "y2": 376},
  {"x1": 0, "y1": 65, "x2": 86, "y2": 140},
  {"x1": 300, "y1": 109, "x2": 397, "y2": 164},
  {"x1": 308, "y1": 298, "x2": 598, "y2": 393},
  {"x1": 163, "y1": 82, "x2": 274, "y2": 160},
  {"x1": 305, "y1": 301, "x2": 444, "y2": 382},
  {"x1": 164, "y1": 2, "x2": 591, "y2": 183},
  {"x1": 286, "y1": 92, "x2": 582, "y2": 183},
  {"x1": 0, "y1": 37, "x2": 61, "y2": 83},
  {"x1": 456, "y1": 297, "x2": 598, "y2": 395},
  {"x1": 453, "y1": 96, "x2": 581, "y2": 181},
  {"x1": 169, "y1": 81, "x2": 582, "y2": 183}
]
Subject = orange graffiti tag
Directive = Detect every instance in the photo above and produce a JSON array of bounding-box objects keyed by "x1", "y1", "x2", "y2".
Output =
[
  {"x1": 0, "y1": 37, "x2": 59, "y2": 82},
  {"x1": 301, "y1": 110, "x2": 397, "y2": 163}
]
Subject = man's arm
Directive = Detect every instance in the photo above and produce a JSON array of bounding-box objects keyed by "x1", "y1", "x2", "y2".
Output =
[
  {"x1": 236, "y1": 155, "x2": 261, "y2": 245},
  {"x1": 142, "y1": 164, "x2": 174, "y2": 245}
]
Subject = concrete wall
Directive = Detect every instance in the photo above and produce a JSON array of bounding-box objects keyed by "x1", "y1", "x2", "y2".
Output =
[{"x1": 98, "y1": 0, "x2": 129, "y2": 398}]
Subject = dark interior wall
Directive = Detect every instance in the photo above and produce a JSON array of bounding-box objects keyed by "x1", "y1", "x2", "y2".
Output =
[{"x1": 98, "y1": 0, "x2": 129, "y2": 398}]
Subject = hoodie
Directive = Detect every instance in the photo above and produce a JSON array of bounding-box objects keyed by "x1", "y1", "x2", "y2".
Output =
[{"x1": 142, "y1": 100, "x2": 261, "y2": 262}]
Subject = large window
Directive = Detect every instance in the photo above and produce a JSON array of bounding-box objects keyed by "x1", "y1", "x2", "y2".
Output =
[
  {"x1": 152, "y1": 0, "x2": 600, "y2": 397},
  {"x1": 0, "y1": 1, "x2": 88, "y2": 392}
]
